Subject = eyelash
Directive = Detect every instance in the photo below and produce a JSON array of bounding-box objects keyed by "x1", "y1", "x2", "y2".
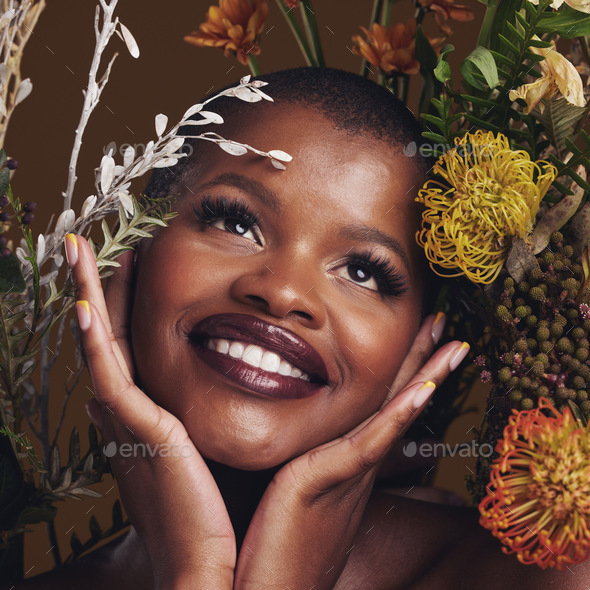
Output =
[
  {"x1": 193, "y1": 195, "x2": 261, "y2": 241},
  {"x1": 192, "y1": 196, "x2": 407, "y2": 298},
  {"x1": 345, "y1": 251, "x2": 407, "y2": 298}
]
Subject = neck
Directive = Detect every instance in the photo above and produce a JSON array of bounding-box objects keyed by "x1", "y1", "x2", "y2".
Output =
[{"x1": 205, "y1": 459, "x2": 280, "y2": 550}]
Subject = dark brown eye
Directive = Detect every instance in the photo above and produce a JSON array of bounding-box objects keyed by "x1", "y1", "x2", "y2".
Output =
[
  {"x1": 348, "y1": 264, "x2": 372, "y2": 283},
  {"x1": 225, "y1": 219, "x2": 250, "y2": 235}
]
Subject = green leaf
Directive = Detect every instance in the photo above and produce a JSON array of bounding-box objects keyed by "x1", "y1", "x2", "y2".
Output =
[
  {"x1": 568, "y1": 400, "x2": 588, "y2": 427},
  {"x1": 0, "y1": 251, "x2": 26, "y2": 293},
  {"x1": 68, "y1": 428, "x2": 80, "y2": 469},
  {"x1": 0, "y1": 169, "x2": 9, "y2": 198},
  {"x1": 89, "y1": 515, "x2": 102, "y2": 540},
  {"x1": 49, "y1": 445, "x2": 60, "y2": 487},
  {"x1": 530, "y1": 170, "x2": 585, "y2": 254},
  {"x1": 434, "y1": 45, "x2": 454, "y2": 84},
  {"x1": 489, "y1": 0, "x2": 525, "y2": 54},
  {"x1": 532, "y1": 97, "x2": 588, "y2": 155},
  {"x1": 70, "y1": 531, "x2": 83, "y2": 556},
  {"x1": 498, "y1": 34, "x2": 520, "y2": 56},
  {"x1": 17, "y1": 504, "x2": 57, "y2": 525},
  {"x1": 537, "y1": 6, "x2": 590, "y2": 38},
  {"x1": 415, "y1": 25, "x2": 439, "y2": 72},
  {"x1": 422, "y1": 131, "x2": 448, "y2": 145}
]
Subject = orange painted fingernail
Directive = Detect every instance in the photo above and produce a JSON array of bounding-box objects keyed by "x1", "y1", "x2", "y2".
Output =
[
  {"x1": 413, "y1": 380, "x2": 436, "y2": 408},
  {"x1": 65, "y1": 233, "x2": 78, "y2": 267},
  {"x1": 76, "y1": 300, "x2": 91, "y2": 331},
  {"x1": 450, "y1": 342, "x2": 470, "y2": 371},
  {"x1": 431, "y1": 312, "x2": 446, "y2": 344}
]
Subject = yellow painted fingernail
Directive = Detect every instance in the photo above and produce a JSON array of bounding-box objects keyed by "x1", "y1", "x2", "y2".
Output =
[
  {"x1": 413, "y1": 381, "x2": 436, "y2": 408},
  {"x1": 450, "y1": 342, "x2": 470, "y2": 371},
  {"x1": 65, "y1": 233, "x2": 78, "y2": 267},
  {"x1": 431, "y1": 312, "x2": 446, "y2": 344},
  {"x1": 76, "y1": 300, "x2": 91, "y2": 331}
]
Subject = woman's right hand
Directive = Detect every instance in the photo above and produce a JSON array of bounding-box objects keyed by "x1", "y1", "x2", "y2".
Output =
[{"x1": 65, "y1": 234, "x2": 235, "y2": 589}]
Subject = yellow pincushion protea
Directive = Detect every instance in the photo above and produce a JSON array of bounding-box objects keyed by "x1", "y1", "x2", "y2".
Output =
[
  {"x1": 479, "y1": 399, "x2": 590, "y2": 569},
  {"x1": 416, "y1": 131, "x2": 556, "y2": 284}
]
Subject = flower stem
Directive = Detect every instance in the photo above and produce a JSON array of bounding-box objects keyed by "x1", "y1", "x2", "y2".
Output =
[
  {"x1": 248, "y1": 55, "x2": 261, "y2": 77},
  {"x1": 476, "y1": 1, "x2": 498, "y2": 48},
  {"x1": 273, "y1": 0, "x2": 314, "y2": 66},
  {"x1": 399, "y1": 74, "x2": 410, "y2": 104},
  {"x1": 299, "y1": 0, "x2": 324, "y2": 66},
  {"x1": 380, "y1": 0, "x2": 394, "y2": 26},
  {"x1": 361, "y1": 0, "x2": 384, "y2": 76}
]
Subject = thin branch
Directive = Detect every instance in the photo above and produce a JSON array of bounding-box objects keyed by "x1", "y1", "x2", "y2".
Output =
[
  {"x1": 63, "y1": 0, "x2": 119, "y2": 210},
  {"x1": 50, "y1": 366, "x2": 84, "y2": 451}
]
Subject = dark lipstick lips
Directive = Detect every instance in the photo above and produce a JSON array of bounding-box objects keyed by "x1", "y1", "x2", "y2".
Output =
[{"x1": 188, "y1": 313, "x2": 329, "y2": 384}]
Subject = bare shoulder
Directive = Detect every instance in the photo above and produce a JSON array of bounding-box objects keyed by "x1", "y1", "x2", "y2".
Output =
[{"x1": 336, "y1": 491, "x2": 590, "y2": 590}]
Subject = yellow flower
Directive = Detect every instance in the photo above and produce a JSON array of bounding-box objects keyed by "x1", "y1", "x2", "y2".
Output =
[
  {"x1": 184, "y1": 0, "x2": 268, "y2": 66},
  {"x1": 479, "y1": 398, "x2": 590, "y2": 569},
  {"x1": 352, "y1": 20, "x2": 421, "y2": 76},
  {"x1": 415, "y1": 131, "x2": 556, "y2": 284},
  {"x1": 529, "y1": 0, "x2": 590, "y2": 13},
  {"x1": 509, "y1": 41, "x2": 585, "y2": 114}
]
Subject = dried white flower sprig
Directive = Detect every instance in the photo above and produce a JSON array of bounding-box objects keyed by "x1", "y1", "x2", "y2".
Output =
[
  {"x1": 0, "y1": 0, "x2": 289, "y2": 570},
  {"x1": 0, "y1": 0, "x2": 46, "y2": 149},
  {"x1": 63, "y1": 0, "x2": 140, "y2": 210},
  {"x1": 92, "y1": 74, "x2": 292, "y2": 224}
]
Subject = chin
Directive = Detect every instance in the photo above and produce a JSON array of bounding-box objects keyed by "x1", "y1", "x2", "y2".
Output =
[{"x1": 192, "y1": 427, "x2": 299, "y2": 472}]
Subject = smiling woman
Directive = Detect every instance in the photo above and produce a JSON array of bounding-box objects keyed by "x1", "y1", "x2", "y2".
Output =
[
  {"x1": 9, "y1": 67, "x2": 587, "y2": 590},
  {"x1": 130, "y1": 69, "x2": 429, "y2": 473}
]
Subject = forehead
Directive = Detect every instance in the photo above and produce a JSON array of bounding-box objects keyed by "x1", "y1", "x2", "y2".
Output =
[{"x1": 187, "y1": 104, "x2": 423, "y2": 220}]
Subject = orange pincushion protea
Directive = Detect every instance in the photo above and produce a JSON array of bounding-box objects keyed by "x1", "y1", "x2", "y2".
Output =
[
  {"x1": 479, "y1": 398, "x2": 590, "y2": 569},
  {"x1": 184, "y1": 0, "x2": 268, "y2": 66}
]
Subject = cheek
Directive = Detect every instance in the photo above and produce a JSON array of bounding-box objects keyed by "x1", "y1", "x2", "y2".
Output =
[{"x1": 333, "y1": 295, "x2": 421, "y2": 393}]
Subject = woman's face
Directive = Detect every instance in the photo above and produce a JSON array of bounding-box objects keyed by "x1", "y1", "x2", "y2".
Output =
[{"x1": 132, "y1": 105, "x2": 427, "y2": 470}]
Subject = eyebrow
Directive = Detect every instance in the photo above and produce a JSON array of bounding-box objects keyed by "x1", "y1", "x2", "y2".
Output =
[
  {"x1": 195, "y1": 173, "x2": 281, "y2": 213},
  {"x1": 340, "y1": 224, "x2": 410, "y2": 272}
]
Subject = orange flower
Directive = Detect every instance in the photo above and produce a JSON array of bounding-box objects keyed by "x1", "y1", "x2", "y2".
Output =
[
  {"x1": 419, "y1": 0, "x2": 474, "y2": 35},
  {"x1": 184, "y1": 0, "x2": 268, "y2": 66},
  {"x1": 479, "y1": 398, "x2": 590, "y2": 569},
  {"x1": 352, "y1": 20, "x2": 424, "y2": 76}
]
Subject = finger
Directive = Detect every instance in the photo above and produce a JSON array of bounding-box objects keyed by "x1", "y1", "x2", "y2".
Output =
[
  {"x1": 385, "y1": 314, "x2": 439, "y2": 401},
  {"x1": 304, "y1": 340, "x2": 469, "y2": 487},
  {"x1": 75, "y1": 299, "x2": 169, "y2": 444},
  {"x1": 85, "y1": 398, "x2": 103, "y2": 432},
  {"x1": 104, "y1": 249, "x2": 135, "y2": 371},
  {"x1": 402, "y1": 339, "x2": 470, "y2": 393},
  {"x1": 66, "y1": 234, "x2": 132, "y2": 380},
  {"x1": 348, "y1": 340, "x2": 470, "y2": 464}
]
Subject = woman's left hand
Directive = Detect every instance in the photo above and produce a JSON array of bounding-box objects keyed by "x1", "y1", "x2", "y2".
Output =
[{"x1": 234, "y1": 315, "x2": 469, "y2": 590}]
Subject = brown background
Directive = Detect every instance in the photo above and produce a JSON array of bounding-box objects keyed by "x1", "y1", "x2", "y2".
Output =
[{"x1": 5, "y1": 0, "x2": 486, "y2": 577}]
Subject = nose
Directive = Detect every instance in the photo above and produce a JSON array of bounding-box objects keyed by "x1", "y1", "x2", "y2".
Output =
[{"x1": 229, "y1": 253, "x2": 326, "y2": 328}]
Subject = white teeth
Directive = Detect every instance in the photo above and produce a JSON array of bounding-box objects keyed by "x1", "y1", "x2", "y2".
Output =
[
  {"x1": 261, "y1": 351, "x2": 281, "y2": 372},
  {"x1": 243, "y1": 344, "x2": 263, "y2": 368},
  {"x1": 278, "y1": 360, "x2": 292, "y2": 376},
  {"x1": 216, "y1": 339, "x2": 230, "y2": 354},
  {"x1": 229, "y1": 341, "x2": 245, "y2": 359},
  {"x1": 206, "y1": 338, "x2": 311, "y2": 381}
]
